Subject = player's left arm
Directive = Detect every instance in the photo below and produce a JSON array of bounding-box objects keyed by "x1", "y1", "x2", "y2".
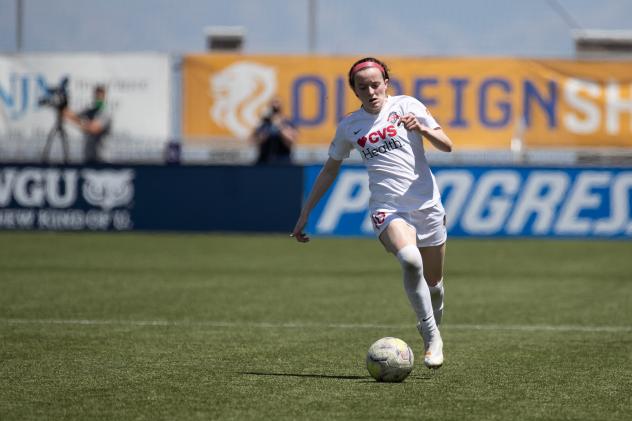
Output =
[
  {"x1": 399, "y1": 113, "x2": 453, "y2": 152},
  {"x1": 419, "y1": 125, "x2": 453, "y2": 152}
]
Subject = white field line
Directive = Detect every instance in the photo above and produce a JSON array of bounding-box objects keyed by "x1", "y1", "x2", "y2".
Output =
[{"x1": 1, "y1": 318, "x2": 631, "y2": 333}]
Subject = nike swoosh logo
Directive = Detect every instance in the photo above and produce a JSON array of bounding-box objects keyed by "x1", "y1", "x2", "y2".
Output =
[{"x1": 353, "y1": 129, "x2": 362, "y2": 135}]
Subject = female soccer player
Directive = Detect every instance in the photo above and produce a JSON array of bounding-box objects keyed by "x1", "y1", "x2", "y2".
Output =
[{"x1": 291, "y1": 57, "x2": 453, "y2": 369}]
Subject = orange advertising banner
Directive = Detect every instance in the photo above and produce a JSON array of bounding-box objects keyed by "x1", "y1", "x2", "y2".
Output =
[{"x1": 183, "y1": 54, "x2": 632, "y2": 149}]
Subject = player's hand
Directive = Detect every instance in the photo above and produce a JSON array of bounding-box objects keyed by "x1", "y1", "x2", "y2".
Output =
[
  {"x1": 398, "y1": 113, "x2": 428, "y2": 134},
  {"x1": 291, "y1": 217, "x2": 310, "y2": 243}
]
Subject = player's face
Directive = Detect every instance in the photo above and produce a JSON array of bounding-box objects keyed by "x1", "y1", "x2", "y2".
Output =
[{"x1": 353, "y1": 68, "x2": 388, "y2": 114}]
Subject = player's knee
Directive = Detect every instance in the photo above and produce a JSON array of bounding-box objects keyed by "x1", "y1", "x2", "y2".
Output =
[{"x1": 396, "y1": 245, "x2": 423, "y2": 272}]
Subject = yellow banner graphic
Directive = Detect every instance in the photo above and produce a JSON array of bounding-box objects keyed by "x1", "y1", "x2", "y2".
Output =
[{"x1": 183, "y1": 55, "x2": 632, "y2": 149}]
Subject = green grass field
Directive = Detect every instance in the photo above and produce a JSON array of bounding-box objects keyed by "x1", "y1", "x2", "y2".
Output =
[{"x1": 1, "y1": 232, "x2": 631, "y2": 420}]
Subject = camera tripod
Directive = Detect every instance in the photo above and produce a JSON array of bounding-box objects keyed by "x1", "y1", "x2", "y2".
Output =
[{"x1": 41, "y1": 108, "x2": 69, "y2": 164}]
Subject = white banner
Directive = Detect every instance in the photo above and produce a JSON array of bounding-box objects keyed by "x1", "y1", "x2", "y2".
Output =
[{"x1": 0, "y1": 53, "x2": 171, "y2": 148}]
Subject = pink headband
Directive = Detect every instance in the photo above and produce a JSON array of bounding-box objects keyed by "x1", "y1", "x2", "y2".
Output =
[{"x1": 350, "y1": 61, "x2": 385, "y2": 77}]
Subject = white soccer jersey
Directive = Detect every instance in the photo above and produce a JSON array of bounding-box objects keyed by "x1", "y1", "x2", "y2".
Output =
[{"x1": 329, "y1": 95, "x2": 441, "y2": 213}]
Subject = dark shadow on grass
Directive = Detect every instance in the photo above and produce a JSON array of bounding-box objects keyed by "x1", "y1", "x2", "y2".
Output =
[
  {"x1": 242, "y1": 371, "x2": 436, "y2": 382},
  {"x1": 241, "y1": 371, "x2": 370, "y2": 380}
]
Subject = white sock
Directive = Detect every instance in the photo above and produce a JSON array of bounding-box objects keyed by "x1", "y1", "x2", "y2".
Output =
[
  {"x1": 429, "y1": 279, "x2": 444, "y2": 326},
  {"x1": 396, "y1": 245, "x2": 437, "y2": 336}
]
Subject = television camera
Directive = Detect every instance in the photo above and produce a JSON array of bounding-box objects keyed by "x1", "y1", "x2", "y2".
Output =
[
  {"x1": 40, "y1": 77, "x2": 70, "y2": 163},
  {"x1": 38, "y1": 76, "x2": 69, "y2": 110}
]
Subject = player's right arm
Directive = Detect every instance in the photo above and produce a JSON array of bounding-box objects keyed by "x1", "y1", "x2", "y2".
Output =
[{"x1": 291, "y1": 157, "x2": 343, "y2": 243}]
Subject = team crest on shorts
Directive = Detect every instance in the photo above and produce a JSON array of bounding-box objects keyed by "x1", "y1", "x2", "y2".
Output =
[
  {"x1": 387, "y1": 112, "x2": 400, "y2": 124},
  {"x1": 371, "y1": 211, "x2": 387, "y2": 228}
]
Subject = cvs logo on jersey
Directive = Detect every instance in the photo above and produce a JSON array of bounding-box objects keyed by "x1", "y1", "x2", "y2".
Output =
[{"x1": 356, "y1": 124, "x2": 398, "y2": 147}]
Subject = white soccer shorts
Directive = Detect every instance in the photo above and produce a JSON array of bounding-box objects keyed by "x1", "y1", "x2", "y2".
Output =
[{"x1": 371, "y1": 202, "x2": 447, "y2": 248}]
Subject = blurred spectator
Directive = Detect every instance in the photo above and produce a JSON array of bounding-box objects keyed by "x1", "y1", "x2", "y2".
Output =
[
  {"x1": 64, "y1": 85, "x2": 112, "y2": 164},
  {"x1": 165, "y1": 140, "x2": 182, "y2": 165},
  {"x1": 251, "y1": 98, "x2": 297, "y2": 165}
]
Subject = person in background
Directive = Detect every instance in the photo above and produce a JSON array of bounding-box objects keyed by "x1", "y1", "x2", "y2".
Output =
[
  {"x1": 291, "y1": 57, "x2": 453, "y2": 370},
  {"x1": 64, "y1": 84, "x2": 112, "y2": 164},
  {"x1": 251, "y1": 98, "x2": 298, "y2": 165}
]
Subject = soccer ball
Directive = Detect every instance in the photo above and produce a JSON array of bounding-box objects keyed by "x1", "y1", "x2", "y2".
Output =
[{"x1": 366, "y1": 337, "x2": 414, "y2": 382}]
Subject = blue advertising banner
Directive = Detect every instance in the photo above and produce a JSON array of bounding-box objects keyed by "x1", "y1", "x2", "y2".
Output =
[
  {"x1": 0, "y1": 165, "x2": 303, "y2": 232},
  {"x1": 0, "y1": 166, "x2": 135, "y2": 231},
  {"x1": 304, "y1": 165, "x2": 632, "y2": 238},
  {"x1": 3, "y1": 163, "x2": 630, "y2": 237}
]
